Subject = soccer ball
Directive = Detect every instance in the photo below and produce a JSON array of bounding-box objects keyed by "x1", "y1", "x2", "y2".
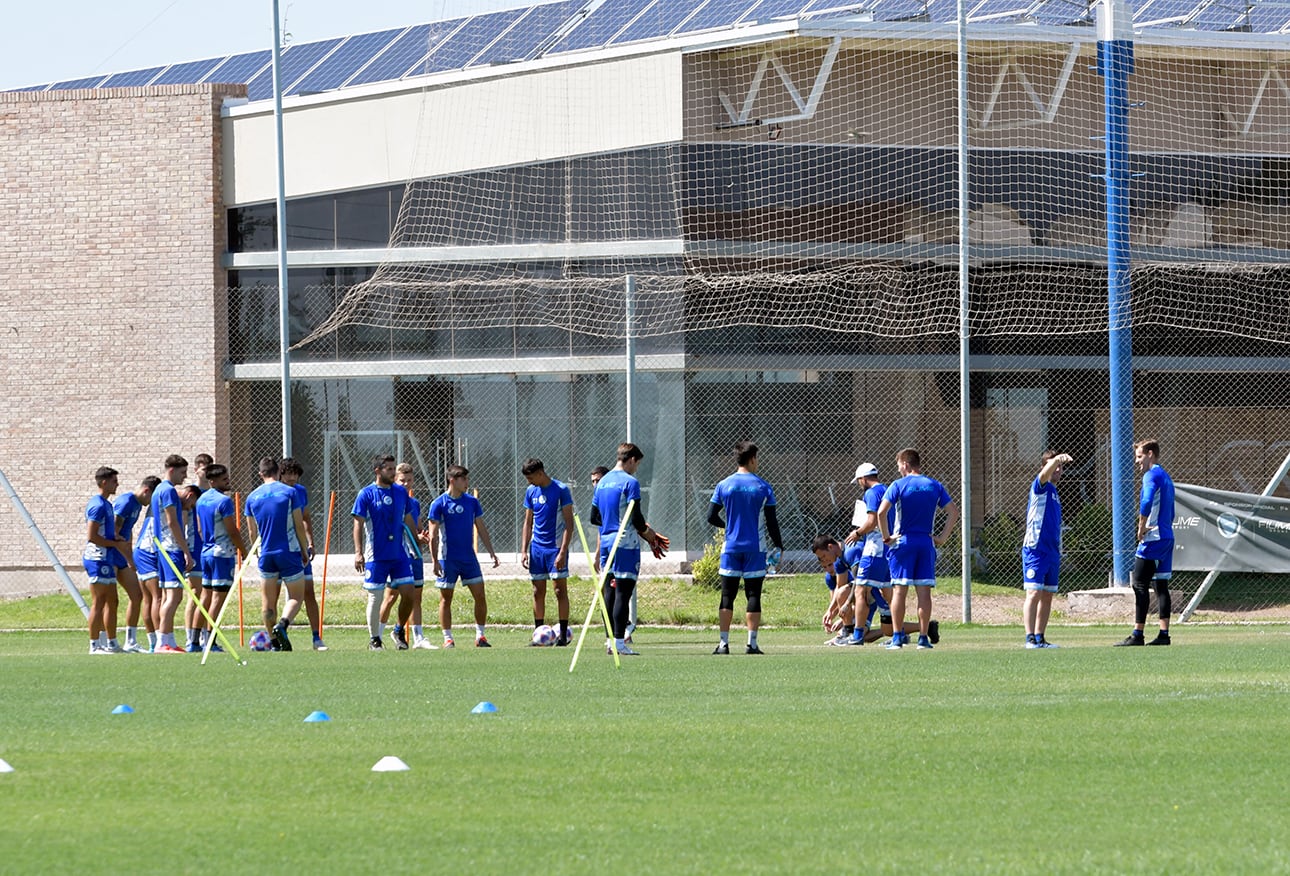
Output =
[
  {"x1": 250, "y1": 629, "x2": 271, "y2": 651},
  {"x1": 531, "y1": 624, "x2": 557, "y2": 647}
]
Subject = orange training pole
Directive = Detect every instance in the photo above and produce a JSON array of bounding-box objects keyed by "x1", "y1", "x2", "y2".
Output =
[{"x1": 319, "y1": 490, "x2": 336, "y2": 633}]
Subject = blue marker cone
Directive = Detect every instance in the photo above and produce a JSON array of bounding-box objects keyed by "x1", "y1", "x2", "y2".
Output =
[
  {"x1": 471, "y1": 701, "x2": 498, "y2": 714},
  {"x1": 111, "y1": 704, "x2": 134, "y2": 715},
  {"x1": 304, "y1": 710, "x2": 330, "y2": 723}
]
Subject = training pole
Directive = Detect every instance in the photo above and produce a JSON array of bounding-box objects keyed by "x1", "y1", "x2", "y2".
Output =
[
  {"x1": 153, "y1": 537, "x2": 243, "y2": 663},
  {"x1": 572, "y1": 515, "x2": 619, "y2": 659},
  {"x1": 319, "y1": 490, "x2": 336, "y2": 633},
  {"x1": 570, "y1": 501, "x2": 634, "y2": 672},
  {"x1": 235, "y1": 491, "x2": 244, "y2": 645},
  {"x1": 201, "y1": 537, "x2": 260, "y2": 665}
]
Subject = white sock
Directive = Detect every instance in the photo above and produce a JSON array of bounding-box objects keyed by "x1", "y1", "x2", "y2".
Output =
[
  {"x1": 97, "y1": 631, "x2": 108, "y2": 646},
  {"x1": 412, "y1": 625, "x2": 423, "y2": 641},
  {"x1": 365, "y1": 592, "x2": 382, "y2": 638},
  {"x1": 614, "y1": 637, "x2": 625, "y2": 650},
  {"x1": 475, "y1": 624, "x2": 486, "y2": 638},
  {"x1": 147, "y1": 631, "x2": 158, "y2": 650},
  {"x1": 443, "y1": 628, "x2": 454, "y2": 641},
  {"x1": 719, "y1": 630, "x2": 729, "y2": 644},
  {"x1": 748, "y1": 630, "x2": 758, "y2": 646},
  {"x1": 125, "y1": 627, "x2": 137, "y2": 645}
]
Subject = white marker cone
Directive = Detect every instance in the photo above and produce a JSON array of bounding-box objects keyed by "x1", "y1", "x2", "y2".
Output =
[
  {"x1": 371, "y1": 755, "x2": 410, "y2": 772},
  {"x1": 0, "y1": 759, "x2": 13, "y2": 773}
]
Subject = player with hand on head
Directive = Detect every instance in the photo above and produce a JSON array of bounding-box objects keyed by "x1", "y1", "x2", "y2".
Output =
[
  {"x1": 112, "y1": 475, "x2": 160, "y2": 652},
  {"x1": 521, "y1": 458, "x2": 576, "y2": 646},
  {"x1": 1116, "y1": 439, "x2": 1176, "y2": 647},
  {"x1": 707, "y1": 440, "x2": 782, "y2": 655},
  {"x1": 279, "y1": 458, "x2": 327, "y2": 651},
  {"x1": 353, "y1": 455, "x2": 418, "y2": 651},
  {"x1": 877, "y1": 448, "x2": 958, "y2": 650},
  {"x1": 150, "y1": 454, "x2": 194, "y2": 654},
  {"x1": 83, "y1": 467, "x2": 133, "y2": 654},
  {"x1": 427, "y1": 464, "x2": 499, "y2": 648},
  {"x1": 1023, "y1": 451, "x2": 1073, "y2": 649},
  {"x1": 195, "y1": 464, "x2": 248, "y2": 652},
  {"x1": 591, "y1": 443, "x2": 668, "y2": 656},
  {"x1": 244, "y1": 457, "x2": 311, "y2": 652}
]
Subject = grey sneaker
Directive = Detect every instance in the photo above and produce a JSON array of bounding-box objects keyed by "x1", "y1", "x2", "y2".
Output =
[{"x1": 712, "y1": 642, "x2": 730, "y2": 655}]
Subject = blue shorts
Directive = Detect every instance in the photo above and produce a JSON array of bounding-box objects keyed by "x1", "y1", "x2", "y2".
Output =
[
  {"x1": 888, "y1": 535, "x2": 937, "y2": 588},
  {"x1": 202, "y1": 554, "x2": 235, "y2": 590},
  {"x1": 408, "y1": 558, "x2": 425, "y2": 587},
  {"x1": 1022, "y1": 548, "x2": 1060, "y2": 593},
  {"x1": 84, "y1": 555, "x2": 123, "y2": 584},
  {"x1": 719, "y1": 550, "x2": 767, "y2": 580},
  {"x1": 528, "y1": 545, "x2": 569, "y2": 581},
  {"x1": 436, "y1": 556, "x2": 483, "y2": 589},
  {"x1": 158, "y1": 550, "x2": 189, "y2": 589},
  {"x1": 302, "y1": 559, "x2": 314, "y2": 582},
  {"x1": 134, "y1": 547, "x2": 159, "y2": 581},
  {"x1": 599, "y1": 546, "x2": 641, "y2": 580},
  {"x1": 1136, "y1": 539, "x2": 1174, "y2": 580},
  {"x1": 857, "y1": 555, "x2": 891, "y2": 586},
  {"x1": 258, "y1": 550, "x2": 304, "y2": 583},
  {"x1": 365, "y1": 558, "x2": 414, "y2": 591}
]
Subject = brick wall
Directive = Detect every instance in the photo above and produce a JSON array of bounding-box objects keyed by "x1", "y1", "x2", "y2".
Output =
[{"x1": 0, "y1": 85, "x2": 242, "y2": 582}]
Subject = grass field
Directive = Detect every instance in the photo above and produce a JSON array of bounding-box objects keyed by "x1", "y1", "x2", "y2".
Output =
[{"x1": 1, "y1": 622, "x2": 1288, "y2": 874}]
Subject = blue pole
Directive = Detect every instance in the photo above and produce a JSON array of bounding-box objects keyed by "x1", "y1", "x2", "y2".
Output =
[{"x1": 1098, "y1": 0, "x2": 1135, "y2": 586}]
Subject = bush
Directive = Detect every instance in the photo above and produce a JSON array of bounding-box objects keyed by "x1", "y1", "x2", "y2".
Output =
[
  {"x1": 978, "y1": 513, "x2": 1023, "y2": 587},
  {"x1": 691, "y1": 530, "x2": 724, "y2": 590}
]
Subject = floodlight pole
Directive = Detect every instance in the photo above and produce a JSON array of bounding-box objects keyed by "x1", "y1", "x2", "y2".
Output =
[
  {"x1": 956, "y1": 0, "x2": 972, "y2": 622},
  {"x1": 1098, "y1": 0, "x2": 1136, "y2": 586},
  {"x1": 271, "y1": 0, "x2": 293, "y2": 455}
]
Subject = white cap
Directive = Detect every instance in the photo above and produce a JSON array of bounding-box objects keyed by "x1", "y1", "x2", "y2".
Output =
[{"x1": 853, "y1": 462, "x2": 878, "y2": 482}]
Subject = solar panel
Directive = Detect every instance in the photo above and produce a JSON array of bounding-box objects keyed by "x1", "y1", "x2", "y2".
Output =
[
  {"x1": 1133, "y1": 0, "x2": 1201, "y2": 24},
  {"x1": 673, "y1": 0, "x2": 757, "y2": 33},
  {"x1": 1185, "y1": 0, "x2": 1247, "y2": 29},
  {"x1": 471, "y1": 0, "x2": 584, "y2": 65},
  {"x1": 968, "y1": 0, "x2": 1034, "y2": 21},
  {"x1": 738, "y1": 0, "x2": 808, "y2": 24},
  {"x1": 11, "y1": 84, "x2": 51, "y2": 92},
  {"x1": 245, "y1": 38, "x2": 343, "y2": 100},
  {"x1": 49, "y1": 75, "x2": 108, "y2": 90},
  {"x1": 203, "y1": 50, "x2": 272, "y2": 87},
  {"x1": 1028, "y1": 0, "x2": 1094, "y2": 24},
  {"x1": 803, "y1": 0, "x2": 869, "y2": 13},
  {"x1": 345, "y1": 21, "x2": 462, "y2": 87},
  {"x1": 611, "y1": 0, "x2": 708, "y2": 44},
  {"x1": 290, "y1": 28, "x2": 405, "y2": 94},
  {"x1": 421, "y1": 8, "x2": 528, "y2": 73},
  {"x1": 99, "y1": 66, "x2": 166, "y2": 88},
  {"x1": 549, "y1": 0, "x2": 656, "y2": 53},
  {"x1": 925, "y1": 0, "x2": 963, "y2": 22},
  {"x1": 865, "y1": 0, "x2": 930, "y2": 20},
  {"x1": 152, "y1": 56, "x2": 226, "y2": 86},
  {"x1": 1244, "y1": 2, "x2": 1290, "y2": 32}
]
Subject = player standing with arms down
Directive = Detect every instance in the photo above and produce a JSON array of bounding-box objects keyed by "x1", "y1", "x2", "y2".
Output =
[
  {"x1": 183, "y1": 454, "x2": 212, "y2": 652},
  {"x1": 353, "y1": 456, "x2": 418, "y2": 651},
  {"x1": 113, "y1": 475, "x2": 160, "y2": 653},
  {"x1": 244, "y1": 457, "x2": 311, "y2": 651},
  {"x1": 877, "y1": 448, "x2": 959, "y2": 650},
  {"x1": 1023, "y1": 451, "x2": 1073, "y2": 649},
  {"x1": 194, "y1": 464, "x2": 248, "y2": 652},
  {"x1": 1116, "y1": 440, "x2": 1176, "y2": 647},
  {"x1": 427, "y1": 464, "x2": 499, "y2": 648},
  {"x1": 707, "y1": 440, "x2": 782, "y2": 655},
  {"x1": 151, "y1": 454, "x2": 195, "y2": 654},
  {"x1": 590, "y1": 443, "x2": 669, "y2": 656},
  {"x1": 279, "y1": 458, "x2": 327, "y2": 651},
  {"x1": 378, "y1": 462, "x2": 436, "y2": 649},
  {"x1": 84, "y1": 467, "x2": 132, "y2": 654},
  {"x1": 521, "y1": 458, "x2": 576, "y2": 646}
]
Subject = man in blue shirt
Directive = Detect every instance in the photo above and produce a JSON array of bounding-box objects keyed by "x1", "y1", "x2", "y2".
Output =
[
  {"x1": 591, "y1": 443, "x2": 668, "y2": 656},
  {"x1": 1023, "y1": 451, "x2": 1073, "y2": 649},
  {"x1": 707, "y1": 440, "x2": 782, "y2": 655},
  {"x1": 813, "y1": 533, "x2": 931, "y2": 647},
  {"x1": 353, "y1": 455, "x2": 419, "y2": 651},
  {"x1": 112, "y1": 474, "x2": 160, "y2": 652},
  {"x1": 877, "y1": 447, "x2": 959, "y2": 650},
  {"x1": 427, "y1": 464, "x2": 499, "y2": 648},
  {"x1": 521, "y1": 458, "x2": 576, "y2": 646},
  {"x1": 1117, "y1": 439, "x2": 1177, "y2": 647},
  {"x1": 84, "y1": 466, "x2": 132, "y2": 654},
  {"x1": 151, "y1": 454, "x2": 195, "y2": 653},
  {"x1": 195, "y1": 463, "x2": 248, "y2": 653},
  {"x1": 280, "y1": 458, "x2": 327, "y2": 651},
  {"x1": 245, "y1": 457, "x2": 311, "y2": 651}
]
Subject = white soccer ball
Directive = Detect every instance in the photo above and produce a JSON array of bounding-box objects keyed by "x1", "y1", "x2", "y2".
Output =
[
  {"x1": 531, "y1": 624, "x2": 557, "y2": 647},
  {"x1": 250, "y1": 629, "x2": 271, "y2": 651}
]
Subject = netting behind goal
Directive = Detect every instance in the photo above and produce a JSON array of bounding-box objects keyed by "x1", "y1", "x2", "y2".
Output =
[{"x1": 233, "y1": 23, "x2": 1290, "y2": 622}]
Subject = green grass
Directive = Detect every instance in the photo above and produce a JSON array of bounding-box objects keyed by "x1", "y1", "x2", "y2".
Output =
[{"x1": 1, "y1": 626, "x2": 1289, "y2": 874}]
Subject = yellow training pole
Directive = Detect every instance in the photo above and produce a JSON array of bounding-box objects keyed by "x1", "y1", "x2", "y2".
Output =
[
  {"x1": 200, "y1": 537, "x2": 260, "y2": 665},
  {"x1": 569, "y1": 500, "x2": 634, "y2": 673},
  {"x1": 154, "y1": 537, "x2": 243, "y2": 663},
  {"x1": 572, "y1": 515, "x2": 618, "y2": 659}
]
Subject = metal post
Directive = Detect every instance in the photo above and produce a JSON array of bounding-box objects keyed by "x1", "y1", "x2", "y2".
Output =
[
  {"x1": 956, "y1": 0, "x2": 973, "y2": 622},
  {"x1": 625, "y1": 274, "x2": 636, "y2": 443},
  {"x1": 0, "y1": 467, "x2": 89, "y2": 617},
  {"x1": 271, "y1": 0, "x2": 293, "y2": 456},
  {"x1": 1098, "y1": 0, "x2": 1135, "y2": 586}
]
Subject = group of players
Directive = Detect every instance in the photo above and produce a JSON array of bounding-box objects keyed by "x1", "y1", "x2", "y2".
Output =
[{"x1": 80, "y1": 435, "x2": 1176, "y2": 655}]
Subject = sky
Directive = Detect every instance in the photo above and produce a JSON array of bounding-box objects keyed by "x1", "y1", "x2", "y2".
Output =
[{"x1": 0, "y1": 0, "x2": 537, "y2": 91}]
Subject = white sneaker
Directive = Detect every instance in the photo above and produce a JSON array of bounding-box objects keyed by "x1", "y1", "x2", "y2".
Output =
[
  {"x1": 615, "y1": 644, "x2": 640, "y2": 656},
  {"x1": 89, "y1": 643, "x2": 111, "y2": 655},
  {"x1": 412, "y1": 638, "x2": 439, "y2": 650},
  {"x1": 121, "y1": 641, "x2": 147, "y2": 653},
  {"x1": 104, "y1": 640, "x2": 123, "y2": 654}
]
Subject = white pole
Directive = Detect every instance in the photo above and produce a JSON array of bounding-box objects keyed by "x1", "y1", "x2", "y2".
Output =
[
  {"x1": 0, "y1": 466, "x2": 89, "y2": 617},
  {"x1": 957, "y1": 0, "x2": 973, "y2": 623},
  {"x1": 271, "y1": 0, "x2": 293, "y2": 455},
  {"x1": 625, "y1": 274, "x2": 636, "y2": 443}
]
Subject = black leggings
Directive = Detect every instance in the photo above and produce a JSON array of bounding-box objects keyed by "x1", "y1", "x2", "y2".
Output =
[
  {"x1": 1132, "y1": 557, "x2": 1171, "y2": 624},
  {"x1": 602, "y1": 576, "x2": 636, "y2": 638}
]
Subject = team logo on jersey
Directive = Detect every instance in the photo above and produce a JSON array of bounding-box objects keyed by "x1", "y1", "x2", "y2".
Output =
[
  {"x1": 538, "y1": 495, "x2": 547, "y2": 504},
  {"x1": 100, "y1": 565, "x2": 111, "y2": 576},
  {"x1": 446, "y1": 504, "x2": 466, "y2": 515},
  {"x1": 382, "y1": 495, "x2": 392, "y2": 506}
]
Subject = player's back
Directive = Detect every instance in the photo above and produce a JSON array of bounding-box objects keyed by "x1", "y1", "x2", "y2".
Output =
[
  {"x1": 712, "y1": 471, "x2": 775, "y2": 552},
  {"x1": 592, "y1": 470, "x2": 641, "y2": 550},
  {"x1": 888, "y1": 474, "x2": 950, "y2": 537},
  {"x1": 1141, "y1": 465, "x2": 1175, "y2": 541},
  {"x1": 245, "y1": 481, "x2": 299, "y2": 555}
]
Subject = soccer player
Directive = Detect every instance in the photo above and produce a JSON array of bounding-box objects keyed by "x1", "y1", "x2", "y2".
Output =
[
  {"x1": 183, "y1": 453, "x2": 212, "y2": 651},
  {"x1": 378, "y1": 462, "x2": 436, "y2": 650},
  {"x1": 877, "y1": 447, "x2": 959, "y2": 650},
  {"x1": 707, "y1": 440, "x2": 782, "y2": 654},
  {"x1": 353, "y1": 455, "x2": 419, "y2": 651},
  {"x1": 1116, "y1": 439, "x2": 1176, "y2": 647},
  {"x1": 150, "y1": 454, "x2": 195, "y2": 653},
  {"x1": 244, "y1": 457, "x2": 311, "y2": 651},
  {"x1": 841, "y1": 461, "x2": 918, "y2": 647},
  {"x1": 427, "y1": 464, "x2": 499, "y2": 648},
  {"x1": 590, "y1": 443, "x2": 668, "y2": 656},
  {"x1": 280, "y1": 458, "x2": 327, "y2": 651},
  {"x1": 812, "y1": 534, "x2": 930, "y2": 646},
  {"x1": 194, "y1": 463, "x2": 248, "y2": 652},
  {"x1": 1023, "y1": 451, "x2": 1074, "y2": 649},
  {"x1": 83, "y1": 467, "x2": 132, "y2": 654},
  {"x1": 521, "y1": 458, "x2": 575, "y2": 646},
  {"x1": 111, "y1": 474, "x2": 160, "y2": 653}
]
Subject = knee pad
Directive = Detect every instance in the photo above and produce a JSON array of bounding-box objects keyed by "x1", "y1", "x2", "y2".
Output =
[
  {"x1": 719, "y1": 576, "x2": 740, "y2": 611},
  {"x1": 745, "y1": 579, "x2": 763, "y2": 614}
]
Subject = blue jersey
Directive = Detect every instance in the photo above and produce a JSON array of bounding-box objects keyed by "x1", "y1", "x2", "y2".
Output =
[
  {"x1": 150, "y1": 481, "x2": 185, "y2": 553},
  {"x1": 861, "y1": 483, "x2": 893, "y2": 558},
  {"x1": 1139, "y1": 464, "x2": 1175, "y2": 544},
  {"x1": 525, "y1": 479, "x2": 573, "y2": 550},
  {"x1": 196, "y1": 489, "x2": 238, "y2": 558},
  {"x1": 884, "y1": 474, "x2": 953, "y2": 538},
  {"x1": 428, "y1": 491, "x2": 483, "y2": 564},
  {"x1": 244, "y1": 481, "x2": 302, "y2": 556},
  {"x1": 112, "y1": 493, "x2": 143, "y2": 543},
  {"x1": 1023, "y1": 476, "x2": 1063, "y2": 557},
  {"x1": 710, "y1": 471, "x2": 777, "y2": 552},
  {"x1": 353, "y1": 482, "x2": 412, "y2": 563},
  {"x1": 403, "y1": 495, "x2": 423, "y2": 560},
  {"x1": 83, "y1": 495, "x2": 116, "y2": 562},
  {"x1": 823, "y1": 543, "x2": 865, "y2": 590},
  {"x1": 592, "y1": 469, "x2": 642, "y2": 552},
  {"x1": 186, "y1": 502, "x2": 203, "y2": 558}
]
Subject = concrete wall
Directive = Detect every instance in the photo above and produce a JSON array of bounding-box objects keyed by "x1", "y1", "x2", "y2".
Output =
[{"x1": 0, "y1": 84, "x2": 237, "y2": 583}]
